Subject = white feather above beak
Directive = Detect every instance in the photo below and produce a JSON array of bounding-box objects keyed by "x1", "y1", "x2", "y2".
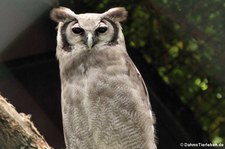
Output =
[{"x1": 87, "y1": 33, "x2": 93, "y2": 50}]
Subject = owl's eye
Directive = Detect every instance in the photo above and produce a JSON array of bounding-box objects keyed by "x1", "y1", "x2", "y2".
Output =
[
  {"x1": 96, "y1": 27, "x2": 107, "y2": 33},
  {"x1": 72, "y1": 27, "x2": 84, "y2": 34}
]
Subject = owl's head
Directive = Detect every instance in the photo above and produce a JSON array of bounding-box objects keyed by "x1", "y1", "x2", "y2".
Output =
[{"x1": 50, "y1": 7, "x2": 127, "y2": 53}]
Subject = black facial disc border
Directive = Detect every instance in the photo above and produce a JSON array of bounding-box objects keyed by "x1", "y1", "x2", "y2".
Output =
[{"x1": 102, "y1": 18, "x2": 119, "y2": 45}]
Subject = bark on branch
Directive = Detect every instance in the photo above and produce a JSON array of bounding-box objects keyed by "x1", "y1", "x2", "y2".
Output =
[{"x1": 0, "y1": 95, "x2": 52, "y2": 149}]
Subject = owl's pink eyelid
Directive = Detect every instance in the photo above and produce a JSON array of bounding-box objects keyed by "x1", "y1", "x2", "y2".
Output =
[
  {"x1": 72, "y1": 23, "x2": 80, "y2": 28},
  {"x1": 99, "y1": 22, "x2": 107, "y2": 28}
]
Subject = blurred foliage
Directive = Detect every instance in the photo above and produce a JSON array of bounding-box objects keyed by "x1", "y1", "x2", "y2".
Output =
[{"x1": 57, "y1": 0, "x2": 225, "y2": 144}]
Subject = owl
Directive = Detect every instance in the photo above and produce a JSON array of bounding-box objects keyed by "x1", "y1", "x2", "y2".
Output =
[{"x1": 50, "y1": 7, "x2": 156, "y2": 149}]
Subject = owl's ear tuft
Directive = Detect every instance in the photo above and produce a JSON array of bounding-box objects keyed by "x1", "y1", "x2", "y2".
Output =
[
  {"x1": 103, "y1": 7, "x2": 128, "y2": 22},
  {"x1": 50, "y1": 7, "x2": 76, "y2": 23}
]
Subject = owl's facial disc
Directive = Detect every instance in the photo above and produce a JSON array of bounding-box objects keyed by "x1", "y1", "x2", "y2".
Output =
[
  {"x1": 72, "y1": 22, "x2": 93, "y2": 49},
  {"x1": 71, "y1": 21, "x2": 108, "y2": 50},
  {"x1": 86, "y1": 22, "x2": 108, "y2": 49}
]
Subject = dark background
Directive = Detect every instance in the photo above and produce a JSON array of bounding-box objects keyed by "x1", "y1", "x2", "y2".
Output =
[{"x1": 0, "y1": 0, "x2": 224, "y2": 149}]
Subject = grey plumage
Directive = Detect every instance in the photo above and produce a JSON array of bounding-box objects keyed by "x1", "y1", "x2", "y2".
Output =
[{"x1": 50, "y1": 7, "x2": 156, "y2": 149}]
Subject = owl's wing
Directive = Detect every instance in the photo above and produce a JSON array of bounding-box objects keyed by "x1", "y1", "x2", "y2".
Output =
[{"x1": 125, "y1": 55, "x2": 152, "y2": 111}]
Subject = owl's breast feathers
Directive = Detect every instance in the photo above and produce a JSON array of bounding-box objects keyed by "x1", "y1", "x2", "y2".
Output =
[{"x1": 61, "y1": 46, "x2": 152, "y2": 112}]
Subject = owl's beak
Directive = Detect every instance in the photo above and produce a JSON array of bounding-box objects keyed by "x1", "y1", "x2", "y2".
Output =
[{"x1": 86, "y1": 33, "x2": 94, "y2": 50}]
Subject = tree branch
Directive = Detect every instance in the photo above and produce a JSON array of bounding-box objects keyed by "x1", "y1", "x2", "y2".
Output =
[{"x1": 0, "y1": 95, "x2": 52, "y2": 149}]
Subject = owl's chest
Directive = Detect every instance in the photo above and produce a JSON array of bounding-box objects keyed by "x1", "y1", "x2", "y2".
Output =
[
  {"x1": 61, "y1": 56, "x2": 152, "y2": 148},
  {"x1": 61, "y1": 57, "x2": 131, "y2": 110},
  {"x1": 60, "y1": 50, "x2": 133, "y2": 113}
]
